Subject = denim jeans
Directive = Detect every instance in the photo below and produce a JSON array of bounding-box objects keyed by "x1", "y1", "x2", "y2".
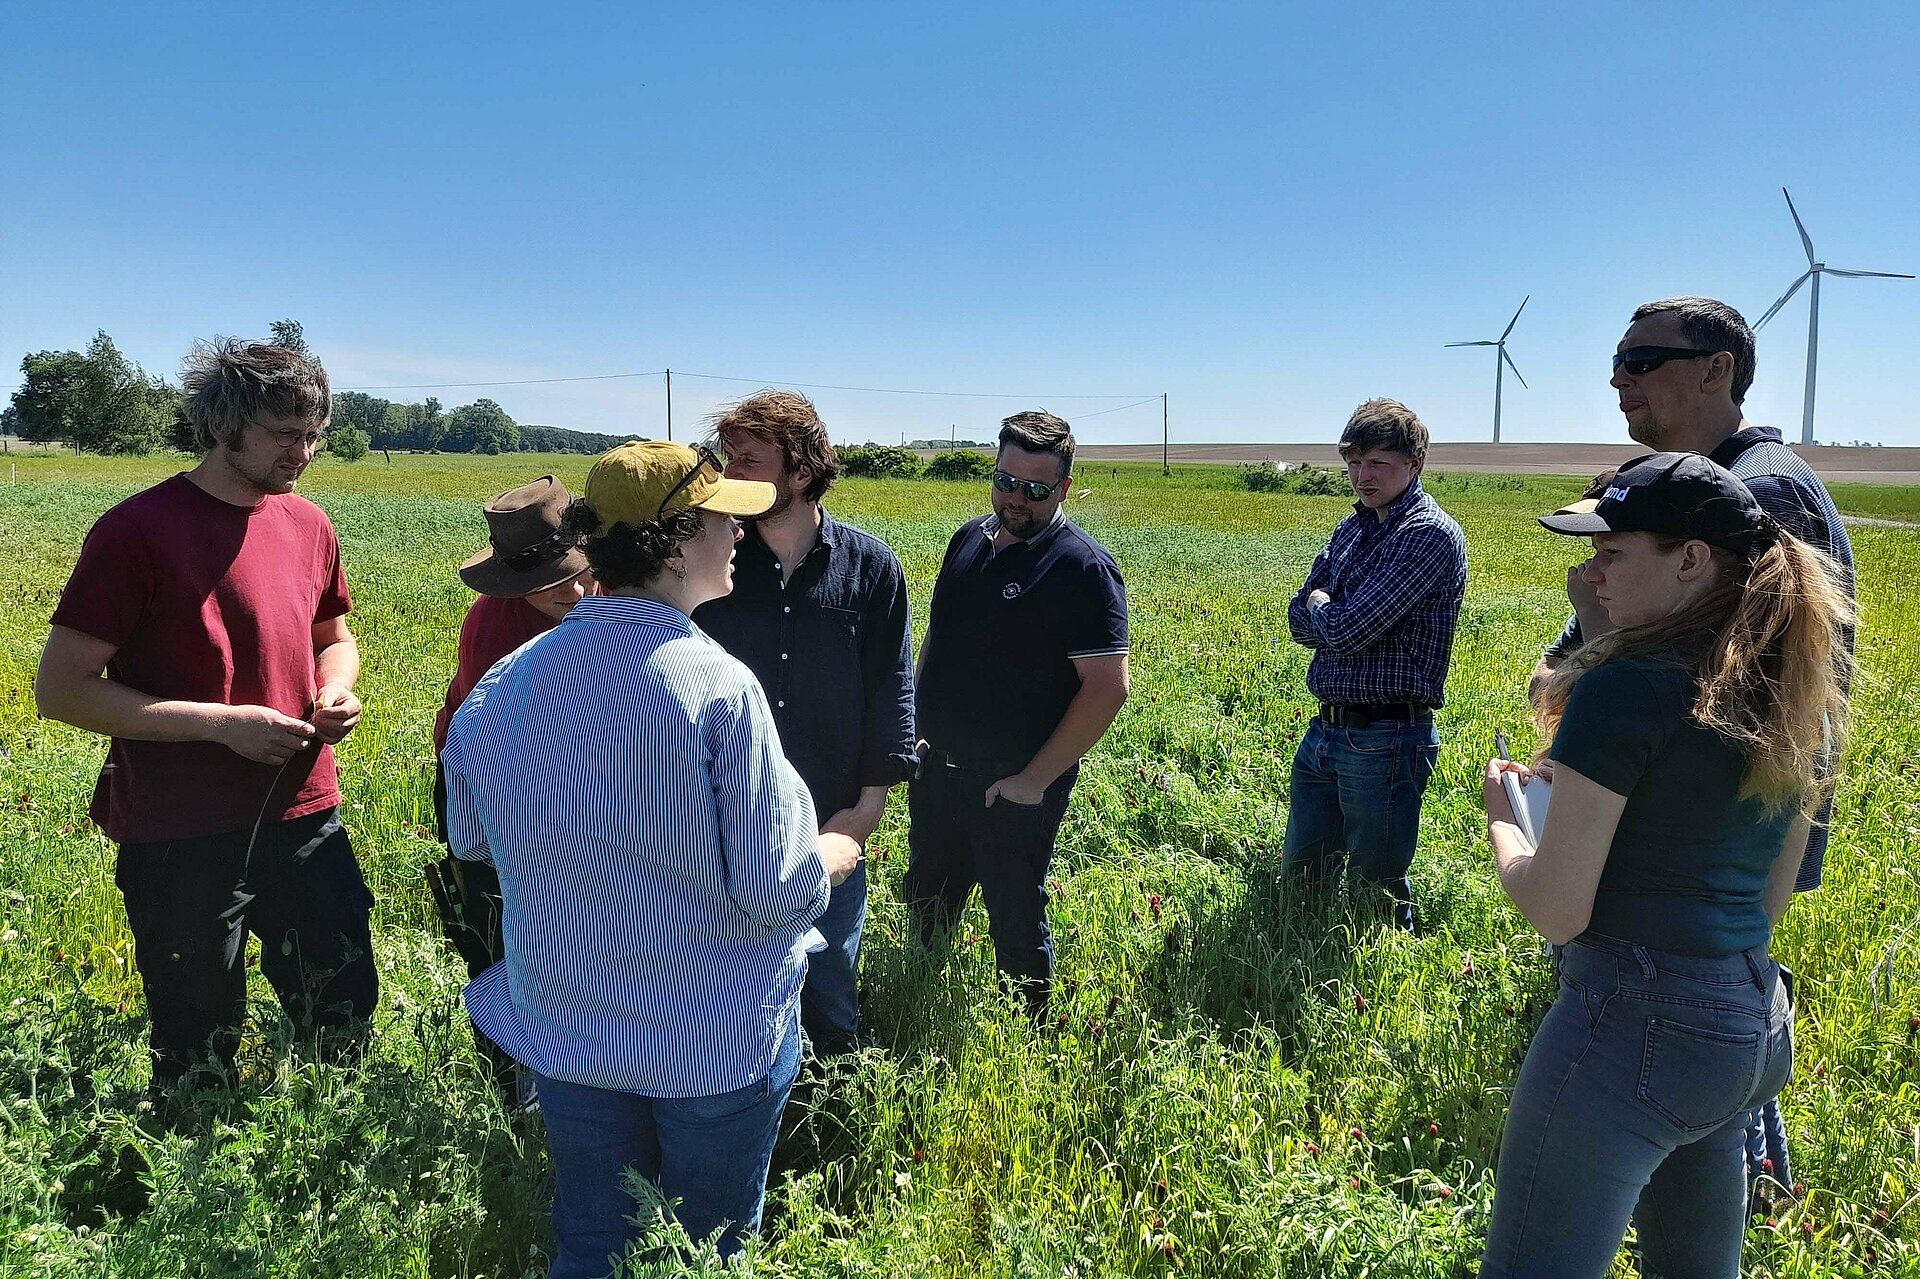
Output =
[
  {"x1": 901, "y1": 763, "x2": 1074, "y2": 1014},
  {"x1": 1280, "y1": 714, "x2": 1439, "y2": 929},
  {"x1": 801, "y1": 858, "x2": 866, "y2": 1055},
  {"x1": 1481, "y1": 934, "x2": 1794, "y2": 1278},
  {"x1": 534, "y1": 1007, "x2": 801, "y2": 1275}
]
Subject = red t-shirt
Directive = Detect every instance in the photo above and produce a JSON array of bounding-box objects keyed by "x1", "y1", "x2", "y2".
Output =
[
  {"x1": 50, "y1": 474, "x2": 353, "y2": 844},
  {"x1": 432, "y1": 594, "x2": 558, "y2": 752}
]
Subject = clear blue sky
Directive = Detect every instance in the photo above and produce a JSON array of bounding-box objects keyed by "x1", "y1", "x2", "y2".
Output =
[{"x1": 4, "y1": 3, "x2": 1916, "y2": 447}]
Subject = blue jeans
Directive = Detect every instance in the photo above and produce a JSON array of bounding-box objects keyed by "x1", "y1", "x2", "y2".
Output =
[
  {"x1": 801, "y1": 858, "x2": 866, "y2": 1054},
  {"x1": 1281, "y1": 714, "x2": 1438, "y2": 929},
  {"x1": 1481, "y1": 934, "x2": 1794, "y2": 1278},
  {"x1": 534, "y1": 1008, "x2": 801, "y2": 1275}
]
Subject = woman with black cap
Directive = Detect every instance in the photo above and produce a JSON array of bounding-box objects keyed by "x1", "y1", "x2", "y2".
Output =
[{"x1": 1479, "y1": 451, "x2": 1853, "y2": 1277}]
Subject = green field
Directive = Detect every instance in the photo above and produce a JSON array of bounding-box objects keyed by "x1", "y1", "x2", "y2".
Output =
[{"x1": 4, "y1": 452, "x2": 1919, "y2": 1277}]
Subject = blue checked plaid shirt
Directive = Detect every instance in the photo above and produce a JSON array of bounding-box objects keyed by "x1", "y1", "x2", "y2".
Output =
[{"x1": 1287, "y1": 480, "x2": 1467, "y2": 707}]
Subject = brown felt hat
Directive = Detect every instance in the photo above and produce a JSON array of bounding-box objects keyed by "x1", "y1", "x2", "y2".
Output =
[{"x1": 459, "y1": 476, "x2": 591, "y2": 597}]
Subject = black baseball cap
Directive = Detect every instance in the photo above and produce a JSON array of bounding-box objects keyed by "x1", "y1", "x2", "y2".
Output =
[{"x1": 1537, "y1": 451, "x2": 1772, "y2": 556}]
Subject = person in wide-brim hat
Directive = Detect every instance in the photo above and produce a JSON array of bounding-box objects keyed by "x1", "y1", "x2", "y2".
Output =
[{"x1": 459, "y1": 475, "x2": 592, "y2": 597}]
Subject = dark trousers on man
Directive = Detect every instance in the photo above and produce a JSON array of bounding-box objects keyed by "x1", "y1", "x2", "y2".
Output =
[
  {"x1": 901, "y1": 760, "x2": 1073, "y2": 1014},
  {"x1": 115, "y1": 806, "x2": 378, "y2": 1089}
]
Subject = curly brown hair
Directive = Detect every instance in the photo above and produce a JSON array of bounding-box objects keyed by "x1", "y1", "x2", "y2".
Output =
[
  {"x1": 709, "y1": 390, "x2": 841, "y2": 503},
  {"x1": 1338, "y1": 398, "x2": 1427, "y2": 463},
  {"x1": 562, "y1": 500, "x2": 704, "y2": 592}
]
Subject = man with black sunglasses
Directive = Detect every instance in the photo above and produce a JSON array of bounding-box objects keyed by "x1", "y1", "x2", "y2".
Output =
[
  {"x1": 1534, "y1": 295, "x2": 1855, "y2": 1195},
  {"x1": 904, "y1": 411, "x2": 1130, "y2": 1015}
]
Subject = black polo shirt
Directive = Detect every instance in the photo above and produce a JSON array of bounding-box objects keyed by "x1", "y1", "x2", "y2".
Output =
[
  {"x1": 915, "y1": 511, "x2": 1129, "y2": 770},
  {"x1": 693, "y1": 510, "x2": 917, "y2": 820}
]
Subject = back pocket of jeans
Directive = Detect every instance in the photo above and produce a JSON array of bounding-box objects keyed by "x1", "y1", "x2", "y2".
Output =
[{"x1": 1637, "y1": 1017, "x2": 1762, "y2": 1133}]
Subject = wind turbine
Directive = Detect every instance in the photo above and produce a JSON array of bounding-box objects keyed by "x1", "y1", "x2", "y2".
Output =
[
  {"x1": 1752, "y1": 188, "x2": 1912, "y2": 445},
  {"x1": 1446, "y1": 296, "x2": 1528, "y2": 443}
]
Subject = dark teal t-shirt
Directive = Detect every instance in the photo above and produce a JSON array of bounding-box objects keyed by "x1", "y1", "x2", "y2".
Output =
[{"x1": 1549, "y1": 655, "x2": 1792, "y2": 956}]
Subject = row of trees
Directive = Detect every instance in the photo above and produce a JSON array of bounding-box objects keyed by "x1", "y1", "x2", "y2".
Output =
[{"x1": 3, "y1": 322, "x2": 630, "y2": 459}]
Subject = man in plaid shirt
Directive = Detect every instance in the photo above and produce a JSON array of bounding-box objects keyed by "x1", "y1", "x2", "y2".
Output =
[{"x1": 1282, "y1": 399, "x2": 1467, "y2": 930}]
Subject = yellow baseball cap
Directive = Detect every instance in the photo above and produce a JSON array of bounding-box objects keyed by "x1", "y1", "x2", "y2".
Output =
[{"x1": 582, "y1": 441, "x2": 775, "y2": 534}]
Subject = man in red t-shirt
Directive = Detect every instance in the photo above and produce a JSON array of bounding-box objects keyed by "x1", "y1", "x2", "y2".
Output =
[{"x1": 34, "y1": 338, "x2": 376, "y2": 1093}]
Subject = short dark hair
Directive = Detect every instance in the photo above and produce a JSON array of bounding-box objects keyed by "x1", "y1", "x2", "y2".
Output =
[
  {"x1": 709, "y1": 389, "x2": 841, "y2": 503},
  {"x1": 998, "y1": 410, "x2": 1074, "y2": 480},
  {"x1": 562, "y1": 500, "x2": 703, "y2": 592},
  {"x1": 1338, "y1": 398, "x2": 1427, "y2": 463},
  {"x1": 1631, "y1": 296, "x2": 1756, "y2": 405},
  {"x1": 181, "y1": 338, "x2": 331, "y2": 452}
]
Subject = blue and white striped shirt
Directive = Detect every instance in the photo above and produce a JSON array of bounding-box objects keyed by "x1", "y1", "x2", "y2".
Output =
[{"x1": 442, "y1": 594, "x2": 828, "y2": 1098}]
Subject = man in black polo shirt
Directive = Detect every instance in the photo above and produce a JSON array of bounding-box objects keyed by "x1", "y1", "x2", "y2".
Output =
[
  {"x1": 1282, "y1": 398, "x2": 1467, "y2": 931},
  {"x1": 693, "y1": 391, "x2": 916, "y2": 1055},
  {"x1": 904, "y1": 411, "x2": 1130, "y2": 1014}
]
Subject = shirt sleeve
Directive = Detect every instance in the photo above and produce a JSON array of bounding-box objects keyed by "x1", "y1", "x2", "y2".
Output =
[
  {"x1": 1304, "y1": 520, "x2": 1463, "y2": 654},
  {"x1": 1286, "y1": 542, "x2": 1335, "y2": 647},
  {"x1": 857, "y1": 553, "x2": 918, "y2": 788},
  {"x1": 1548, "y1": 661, "x2": 1681, "y2": 798},
  {"x1": 440, "y1": 727, "x2": 493, "y2": 865},
  {"x1": 1065, "y1": 558, "x2": 1129, "y2": 659},
  {"x1": 49, "y1": 506, "x2": 155, "y2": 649},
  {"x1": 1740, "y1": 473, "x2": 1828, "y2": 549},
  {"x1": 315, "y1": 522, "x2": 351, "y2": 623},
  {"x1": 706, "y1": 678, "x2": 830, "y2": 931},
  {"x1": 1542, "y1": 614, "x2": 1584, "y2": 663}
]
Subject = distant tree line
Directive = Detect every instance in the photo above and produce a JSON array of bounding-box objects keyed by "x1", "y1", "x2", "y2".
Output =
[{"x1": 3, "y1": 322, "x2": 632, "y2": 459}]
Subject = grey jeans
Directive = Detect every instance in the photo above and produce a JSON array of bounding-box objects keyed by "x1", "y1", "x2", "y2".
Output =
[{"x1": 1481, "y1": 932, "x2": 1793, "y2": 1278}]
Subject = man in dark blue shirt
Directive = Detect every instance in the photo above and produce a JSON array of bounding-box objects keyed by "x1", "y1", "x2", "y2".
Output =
[
  {"x1": 1283, "y1": 398, "x2": 1467, "y2": 931},
  {"x1": 905, "y1": 411, "x2": 1130, "y2": 1014},
  {"x1": 694, "y1": 391, "x2": 916, "y2": 1055}
]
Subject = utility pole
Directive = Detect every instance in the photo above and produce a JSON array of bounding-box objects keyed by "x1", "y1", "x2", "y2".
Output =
[
  {"x1": 665, "y1": 368, "x2": 673, "y2": 442},
  {"x1": 1162, "y1": 393, "x2": 1169, "y2": 476}
]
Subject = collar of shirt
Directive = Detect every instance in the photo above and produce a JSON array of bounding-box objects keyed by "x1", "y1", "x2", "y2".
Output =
[
  {"x1": 1348, "y1": 478, "x2": 1428, "y2": 527},
  {"x1": 564, "y1": 592, "x2": 693, "y2": 633},
  {"x1": 980, "y1": 506, "x2": 1066, "y2": 548},
  {"x1": 736, "y1": 508, "x2": 842, "y2": 579}
]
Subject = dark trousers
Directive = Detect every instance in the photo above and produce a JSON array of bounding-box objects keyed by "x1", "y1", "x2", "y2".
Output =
[
  {"x1": 900, "y1": 763, "x2": 1073, "y2": 1013},
  {"x1": 115, "y1": 807, "x2": 378, "y2": 1089}
]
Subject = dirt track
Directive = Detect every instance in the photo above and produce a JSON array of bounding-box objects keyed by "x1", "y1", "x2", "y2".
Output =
[{"x1": 1074, "y1": 442, "x2": 1920, "y2": 485}]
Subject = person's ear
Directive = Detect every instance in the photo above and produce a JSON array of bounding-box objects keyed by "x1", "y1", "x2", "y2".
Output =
[
  {"x1": 1676, "y1": 539, "x2": 1716, "y2": 581},
  {"x1": 1701, "y1": 353, "x2": 1734, "y2": 396}
]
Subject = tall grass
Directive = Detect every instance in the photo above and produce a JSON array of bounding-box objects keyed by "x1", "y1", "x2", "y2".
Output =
[{"x1": 2, "y1": 454, "x2": 1917, "y2": 1277}]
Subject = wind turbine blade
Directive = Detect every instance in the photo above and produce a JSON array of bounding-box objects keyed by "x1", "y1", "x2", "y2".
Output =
[
  {"x1": 1502, "y1": 347, "x2": 1528, "y2": 389},
  {"x1": 1823, "y1": 267, "x2": 1916, "y2": 279},
  {"x1": 1500, "y1": 295, "x2": 1530, "y2": 341},
  {"x1": 1753, "y1": 271, "x2": 1812, "y2": 331},
  {"x1": 1445, "y1": 340, "x2": 1497, "y2": 347},
  {"x1": 1782, "y1": 187, "x2": 1816, "y2": 267}
]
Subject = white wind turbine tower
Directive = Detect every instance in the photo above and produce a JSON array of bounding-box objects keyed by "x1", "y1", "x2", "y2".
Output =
[
  {"x1": 1446, "y1": 296, "x2": 1528, "y2": 443},
  {"x1": 1752, "y1": 187, "x2": 1912, "y2": 445}
]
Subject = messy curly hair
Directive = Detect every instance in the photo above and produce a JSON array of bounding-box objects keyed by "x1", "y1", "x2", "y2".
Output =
[{"x1": 561, "y1": 500, "x2": 705, "y2": 592}]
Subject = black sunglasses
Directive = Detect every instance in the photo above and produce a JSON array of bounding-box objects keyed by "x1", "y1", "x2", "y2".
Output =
[
  {"x1": 992, "y1": 469, "x2": 1065, "y2": 501},
  {"x1": 1612, "y1": 346, "x2": 1722, "y2": 377},
  {"x1": 657, "y1": 445, "x2": 722, "y2": 518}
]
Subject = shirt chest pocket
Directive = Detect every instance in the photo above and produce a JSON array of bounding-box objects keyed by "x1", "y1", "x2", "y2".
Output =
[{"x1": 797, "y1": 604, "x2": 862, "y2": 670}]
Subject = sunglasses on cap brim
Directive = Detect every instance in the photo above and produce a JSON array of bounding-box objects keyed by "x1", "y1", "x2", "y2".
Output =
[{"x1": 656, "y1": 445, "x2": 723, "y2": 519}]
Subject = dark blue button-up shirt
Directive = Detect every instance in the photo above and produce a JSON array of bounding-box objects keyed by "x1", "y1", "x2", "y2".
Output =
[
  {"x1": 694, "y1": 510, "x2": 916, "y2": 820},
  {"x1": 1287, "y1": 480, "x2": 1467, "y2": 707}
]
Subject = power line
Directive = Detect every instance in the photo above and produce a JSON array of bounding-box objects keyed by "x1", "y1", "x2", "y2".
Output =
[
  {"x1": 671, "y1": 369, "x2": 1155, "y2": 400},
  {"x1": 340, "y1": 370, "x2": 667, "y2": 391},
  {"x1": 339, "y1": 366, "x2": 1154, "y2": 399}
]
